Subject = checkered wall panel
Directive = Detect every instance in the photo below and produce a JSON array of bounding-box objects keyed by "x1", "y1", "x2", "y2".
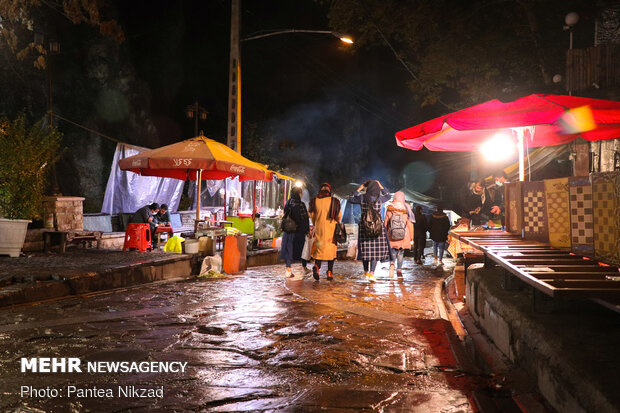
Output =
[
  {"x1": 592, "y1": 172, "x2": 620, "y2": 266},
  {"x1": 568, "y1": 176, "x2": 594, "y2": 256},
  {"x1": 544, "y1": 178, "x2": 570, "y2": 248},
  {"x1": 522, "y1": 181, "x2": 549, "y2": 242}
]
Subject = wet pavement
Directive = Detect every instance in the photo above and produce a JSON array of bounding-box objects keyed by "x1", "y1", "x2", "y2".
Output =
[{"x1": 0, "y1": 257, "x2": 492, "y2": 412}]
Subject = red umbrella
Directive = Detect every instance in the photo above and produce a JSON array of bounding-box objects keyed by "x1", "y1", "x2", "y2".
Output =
[{"x1": 395, "y1": 94, "x2": 620, "y2": 180}]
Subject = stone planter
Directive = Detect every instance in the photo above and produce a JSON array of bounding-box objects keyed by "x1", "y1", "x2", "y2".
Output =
[{"x1": 0, "y1": 218, "x2": 31, "y2": 257}]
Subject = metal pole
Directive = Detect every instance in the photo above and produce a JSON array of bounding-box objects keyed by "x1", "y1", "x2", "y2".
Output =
[
  {"x1": 196, "y1": 169, "x2": 202, "y2": 222},
  {"x1": 194, "y1": 102, "x2": 198, "y2": 137},
  {"x1": 252, "y1": 181, "x2": 257, "y2": 218},
  {"x1": 227, "y1": 0, "x2": 241, "y2": 153},
  {"x1": 48, "y1": 63, "x2": 53, "y2": 129},
  {"x1": 517, "y1": 129, "x2": 525, "y2": 182},
  {"x1": 568, "y1": 31, "x2": 573, "y2": 96}
]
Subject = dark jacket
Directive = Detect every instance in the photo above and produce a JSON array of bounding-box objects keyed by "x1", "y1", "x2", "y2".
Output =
[
  {"x1": 155, "y1": 210, "x2": 171, "y2": 225},
  {"x1": 130, "y1": 205, "x2": 153, "y2": 224},
  {"x1": 280, "y1": 198, "x2": 310, "y2": 262},
  {"x1": 428, "y1": 212, "x2": 451, "y2": 242},
  {"x1": 413, "y1": 211, "x2": 428, "y2": 238},
  {"x1": 487, "y1": 184, "x2": 505, "y2": 217}
]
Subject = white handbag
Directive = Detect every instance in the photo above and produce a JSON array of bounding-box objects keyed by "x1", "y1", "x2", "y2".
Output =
[{"x1": 301, "y1": 235, "x2": 314, "y2": 261}]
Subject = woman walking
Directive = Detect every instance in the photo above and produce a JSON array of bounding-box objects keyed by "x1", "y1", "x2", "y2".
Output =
[
  {"x1": 308, "y1": 183, "x2": 342, "y2": 281},
  {"x1": 280, "y1": 186, "x2": 310, "y2": 277},
  {"x1": 412, "y1": 205, "x2": 428, "y2": 264},
  {"x1": 428, "y1": 205, "x2": 451, "y2": 265},
  {"x1": 385, "y1": 191, "x2": 414, "y2": 277},
  {"x1": 348, "y1": 180, "x2": 391, "y2": 281}
]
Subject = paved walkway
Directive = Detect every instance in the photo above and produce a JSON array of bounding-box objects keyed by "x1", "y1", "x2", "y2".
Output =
[{"x1": 0, "y1": 257, "x2": 492, "y2": 412}]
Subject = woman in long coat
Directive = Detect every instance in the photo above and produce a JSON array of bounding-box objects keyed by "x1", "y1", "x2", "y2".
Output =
[
  {"x1": 308, "y1": 183, "x2": 342, "y2": 281},
  {"x1": 348, "y1": 180, "x2": 391, "y2": 281},
  {"x1": 385, "y1": 191, "x2": 414, "y2": 277},
  {"x1": 280, "y1": 186, "x2": 310, "y2": 277}
]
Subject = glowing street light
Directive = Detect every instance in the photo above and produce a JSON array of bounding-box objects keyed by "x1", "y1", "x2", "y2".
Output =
[
  {"x1": 227, "y1": 9, "x2": 354, "y2": 154},
  {"x1": 241, "y1": 30, "x2": 354, "y2": 44},
  {"x1": 480, "y1": 133, "x2": 516, "y2": 162},
  {"x1": 294, "y1": 180, "x2": 304, "y2": 188}
]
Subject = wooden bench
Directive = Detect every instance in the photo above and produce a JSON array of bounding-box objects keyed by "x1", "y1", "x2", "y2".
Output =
[{"x1": 452, "y1": 231, "x2": 620, "y2": 313}]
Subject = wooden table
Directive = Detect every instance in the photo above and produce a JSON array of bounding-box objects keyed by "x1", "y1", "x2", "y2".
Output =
[{"x1": 154, "y1": 226, "x2": 173, "y2": 247}]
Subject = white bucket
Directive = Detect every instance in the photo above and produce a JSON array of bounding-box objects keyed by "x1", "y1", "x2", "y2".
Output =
[{"x1": 184, "y1": 240, "x2": 199, "y2": 254}]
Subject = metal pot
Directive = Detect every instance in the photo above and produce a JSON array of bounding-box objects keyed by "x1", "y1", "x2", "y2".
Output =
[{"x1": 228, "y1": 197, "x2": 241, "y2": 216}]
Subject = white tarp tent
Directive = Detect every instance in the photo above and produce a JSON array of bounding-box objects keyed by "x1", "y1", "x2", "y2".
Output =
[{"x1": 102, "y1": 143, "x2": 184, "y2": 214}]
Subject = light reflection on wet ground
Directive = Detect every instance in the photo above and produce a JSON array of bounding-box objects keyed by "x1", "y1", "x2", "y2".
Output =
[{"x1": 0, "y1": 257, "x2": 484, "y2": 412}]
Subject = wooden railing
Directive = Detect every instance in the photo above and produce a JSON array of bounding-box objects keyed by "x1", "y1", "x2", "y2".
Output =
[{"x1": 566, "y1": 44, "x2": 620, "y2": 92}]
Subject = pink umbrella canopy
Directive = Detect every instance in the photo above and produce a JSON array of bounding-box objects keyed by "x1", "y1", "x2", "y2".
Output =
[{"x1": 395, "y1": 94, "x2": 620, "y2": 151}]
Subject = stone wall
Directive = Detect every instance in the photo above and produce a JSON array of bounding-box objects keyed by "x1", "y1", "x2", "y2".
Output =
[
  {"x1": 466, "y1": 264, "x2": 619, "y2": 413},
  {"x1": 42, "y1": 197, "x2": 85, "y2": 231}
]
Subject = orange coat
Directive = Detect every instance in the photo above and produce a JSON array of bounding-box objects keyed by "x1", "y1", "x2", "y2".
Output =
[{"x1": 309, "y1": 197, "x2": 342, "y2": 260}]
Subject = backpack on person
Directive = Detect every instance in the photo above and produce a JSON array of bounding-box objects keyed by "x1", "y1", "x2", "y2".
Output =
[
  {"x1": 360, "y1": 206, "x2": 382, "y2": 238},
  {"x1": 389, "y1": 212, "x2": 407, "y2": 241}
]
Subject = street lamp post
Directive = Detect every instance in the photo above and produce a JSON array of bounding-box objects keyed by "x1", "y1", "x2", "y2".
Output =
[
  {"x1": 35, "y1": 33, "x2": 61, "y2": 195},
  {"x1": 564, "y1": 12, "x2": 579, "y2": 96},
  {"x1": 35, "y1": 32, "x2": 60, "y2": 129},
  {"x1": 185, "y1": 101, "x2": 208, "y2": 137},
  {"x1": 226, "y1": 0, "x2": 353, "y2": 153}
]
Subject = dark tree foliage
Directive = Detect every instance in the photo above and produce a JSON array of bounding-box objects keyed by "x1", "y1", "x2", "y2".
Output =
[{"x1": 326, "y1": 0, "x2": 595, "y2": 107}]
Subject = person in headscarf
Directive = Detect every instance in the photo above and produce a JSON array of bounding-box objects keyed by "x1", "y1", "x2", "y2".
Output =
[
  {"x1": 412, "y1": 205, "x2": 428, "y2": 264},
  {"x1": 428, "y1": 204, "x2": 451, "y2": 265},
  {"x1": 308, "y1": 183, "x2": 342, "y2": 281},
  {"x1": 348, "y1": 180, "x2": 392, "y2": 281},
  {"x1": 385, "y1": 191, "x2": 414, "y2": 277},
  {"x1": 280, "y1": 186, "x2": 310, "y2": 278}
]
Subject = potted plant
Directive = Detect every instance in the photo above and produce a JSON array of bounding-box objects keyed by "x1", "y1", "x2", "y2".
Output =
[{"x1": 0, "y1": 114, "x2": 62, "y2": 257}]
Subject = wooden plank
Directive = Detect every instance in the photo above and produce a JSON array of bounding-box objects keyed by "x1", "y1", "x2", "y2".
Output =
[
  {"x1": 546, "y1": 280, "x2": 620, "y2": 289},
  {"x1": 528, "y1": 271, "x2": 614, "y2": 280},
  {"x1": 528, "y1": 272, "x2": 617, "y2": 280},
  {"x1": 520, "y1": 265, "x2": 620, "y2": 273},
  {"x1": 497, "y1": 253, "x2": 575, "y2": 258},
  {"x1": 488, "y1": 248, "x2": 557, "y2": 252},
  {"x1": 591, "y1": 298, "x2": 620, "y2": 314},
  {"x1": 485, "y1": 250, "x2": 620, "y2": 299},
  {"x1": 482, "y1": 244, "x2": 549, "y2": 249},
  {"x1": 508, "y1": 258, "x2": 593, "y2": 265}
]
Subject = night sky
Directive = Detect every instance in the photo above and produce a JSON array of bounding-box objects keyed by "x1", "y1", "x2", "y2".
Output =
[
  {"x1": 112, "y1": 0, "x2": 440, "y2": 194},
  {"x1": 1, "y1": 0, "x2": 597, "y2": 211}
]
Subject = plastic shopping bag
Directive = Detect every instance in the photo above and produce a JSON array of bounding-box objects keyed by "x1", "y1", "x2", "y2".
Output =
[
  {"x1": 301, "y1": 235, "x2": 314, "y2": 261},
  {"x1": 346, "y1": 239, "x2": 358, "y2": 260},
  {"x1": 164, "y1": 235, "x2": 185, "y2": 253}
]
